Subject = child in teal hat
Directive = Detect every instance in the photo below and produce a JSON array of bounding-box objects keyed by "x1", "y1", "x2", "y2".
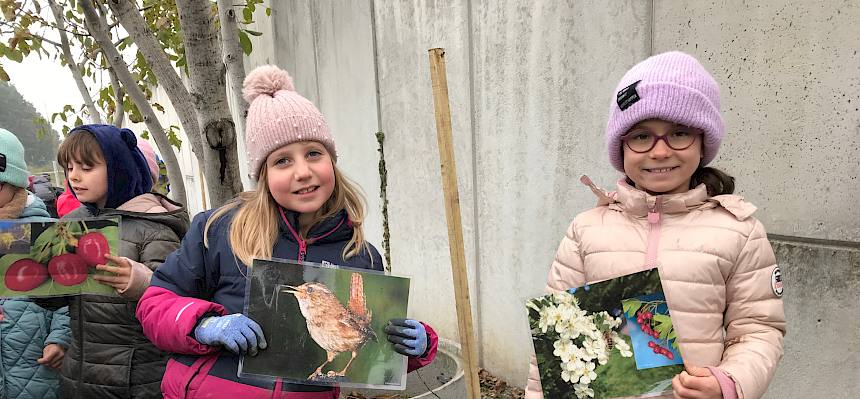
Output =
[{"x1": 0, "y1": 127, "x2": 70, "y2": 399}]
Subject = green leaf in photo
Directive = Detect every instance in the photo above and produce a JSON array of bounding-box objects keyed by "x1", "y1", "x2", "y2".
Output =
[
  {"x1": 622, "y1": 298, "x2": 642, "y2": 318},
  {"x1": 31, "y1": 225, "x2": 56, "y2": 258},
  {"x1": 51, "y1": 242, "x2": 65, "y2": 257}
]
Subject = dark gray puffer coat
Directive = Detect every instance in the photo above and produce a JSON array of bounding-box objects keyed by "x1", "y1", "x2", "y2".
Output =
[{"x1": 59, "y1": 193, "x2": 189, "y2": 399}]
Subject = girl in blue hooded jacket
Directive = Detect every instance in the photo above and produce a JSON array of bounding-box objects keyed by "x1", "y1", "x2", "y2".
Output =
[{"x1": 136, "y1": 65, "x2": 438, "y2": 399}]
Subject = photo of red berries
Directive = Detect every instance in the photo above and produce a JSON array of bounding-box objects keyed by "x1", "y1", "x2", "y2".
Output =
[
  {"x1": 621, "y1": 293, "x2": 683, "y2": 370},
  {"x1": 0, "y1": 217, "x2": 120, "y2": 297}
]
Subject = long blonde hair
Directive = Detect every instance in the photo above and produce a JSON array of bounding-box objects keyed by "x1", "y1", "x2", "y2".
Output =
[{"x1": 204, "y1": 163, "x2": 369, "y2": 266}]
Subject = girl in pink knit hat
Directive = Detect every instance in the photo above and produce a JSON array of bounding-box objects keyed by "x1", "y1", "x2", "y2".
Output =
[
  {"x1": 528, "y1": 52, "x2": 785, "y2": 399},
  {"x1": 136, "y1": 65, "x2": 438, "y2": 398}
]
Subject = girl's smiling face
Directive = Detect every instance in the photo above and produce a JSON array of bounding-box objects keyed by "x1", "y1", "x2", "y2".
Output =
[
  {"x1": 265, "y1": 141, "x2": 335, "y2": 217},
  {"x1": 622, "y1": 119, "x2": 703, "y2": 195}
]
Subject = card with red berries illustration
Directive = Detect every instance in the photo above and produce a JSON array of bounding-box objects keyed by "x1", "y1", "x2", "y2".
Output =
[
  {"x1": 240, "y1": 258, "x2": 410, "y2": 391},
  {"x1": 527, "y1": 268, "x2": 684, "y2": 399},
  {"x1": 0, "y1": 217, "x2": 120, "y2": 297}
]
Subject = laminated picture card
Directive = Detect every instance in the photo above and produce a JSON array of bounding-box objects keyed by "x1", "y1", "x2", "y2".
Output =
[
  {"x1": 527, "y1": 268, "x2": 684, "y2": 399},
  {"x1": 240, "y1": 258, "x2": 410, "y2": 390},
  {"x1": 0, "y1": 217, "x2": 120, "y2": 297}
]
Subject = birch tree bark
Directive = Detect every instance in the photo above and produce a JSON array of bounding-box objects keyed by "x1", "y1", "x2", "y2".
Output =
[
  {"x1": 79, "y1": 0, "x2": 188, "y2": 205},
  {"x1": 176, "y1": 0, "x2": 244, "y2": 206},
  {"x1": 105, "y1": 0, "x2": 204, "y2": 160},
  {"x1": 217, "y1": 0, "x2": 249, "y2": 148}
]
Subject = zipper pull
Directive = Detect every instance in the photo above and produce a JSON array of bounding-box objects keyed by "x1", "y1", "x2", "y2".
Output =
[
  {"x1": 648, "y1": 197, "x2": 662, "y2": 224},
  {"x1": 648, "y1": 210, "x2": 660, "y2": 224},
  {"x1": 298, "y1": 240, "x2": 307, "y2": 262}
]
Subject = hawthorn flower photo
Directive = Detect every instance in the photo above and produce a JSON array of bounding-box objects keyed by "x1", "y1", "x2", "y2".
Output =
[{"x1": 527, "y1": 269, "x2": 684, "y2": 398}]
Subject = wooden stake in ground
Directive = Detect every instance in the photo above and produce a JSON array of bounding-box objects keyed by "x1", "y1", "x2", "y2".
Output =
[{"x1": 428, "y1": 47, "x2": 481, "y2": 399}]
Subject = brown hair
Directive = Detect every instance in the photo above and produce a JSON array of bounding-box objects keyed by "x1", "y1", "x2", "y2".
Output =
[
  {"x1": 204, "y1": 162, "x2": 370, "y2": 267},
  {"x1": 56, "y1": 130, "x2": 105, "y2": 170},
  {"x1": 690, "y1": 166, "x2": 734, "y2": 196}
]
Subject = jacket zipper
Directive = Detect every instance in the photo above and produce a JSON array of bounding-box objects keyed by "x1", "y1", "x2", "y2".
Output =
[
  {"x1": 645, "y1": 196, "x2": 663, "y2": 269},
  {"x1": 278, "y1": 207, "x2": 345, "y2": 262},
  {"x1": 297, "y1": 240, "x2": 307, "y2": 262},
  {"x1": 76, "y1": 297, "x2": 83, "y2": 399}
]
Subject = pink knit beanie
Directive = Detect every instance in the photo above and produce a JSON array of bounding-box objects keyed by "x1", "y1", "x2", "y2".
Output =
[
  {"x1": 136, "y1": 139, "x2": 159, "y2": 183},
  {"x1": 243, "y1": 65, "x2": 336, "y2": 181},
  {"x1": 605, "y1": 51, "x2": 724, "y2": 172}
]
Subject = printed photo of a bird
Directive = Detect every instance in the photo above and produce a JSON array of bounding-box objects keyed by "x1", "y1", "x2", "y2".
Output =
[{"x1": 284, "y1": 273, "x2": 378, "y2": 379}]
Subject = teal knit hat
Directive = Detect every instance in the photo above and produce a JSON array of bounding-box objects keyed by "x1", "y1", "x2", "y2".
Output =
[{"x1": 0, "y1": 128, "x2": 29, "y2": 188}]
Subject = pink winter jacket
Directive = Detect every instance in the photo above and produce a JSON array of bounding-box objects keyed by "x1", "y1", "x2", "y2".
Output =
[{"x1": 526, "y1": 179, "x2": 785, "y2": 399}]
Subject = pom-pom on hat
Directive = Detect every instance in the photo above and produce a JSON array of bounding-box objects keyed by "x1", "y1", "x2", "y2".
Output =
[
  {"x1": 243, "y1": 65, "x2": 336, "y2": 181},
  {"x1": 605, "y1": 51, "x2": 724, "y2": 172}
]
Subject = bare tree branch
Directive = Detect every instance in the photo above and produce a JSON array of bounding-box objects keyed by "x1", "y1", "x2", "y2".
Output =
[{"x1": 48, "y1": 0, "x2": 102, "y2": 123}]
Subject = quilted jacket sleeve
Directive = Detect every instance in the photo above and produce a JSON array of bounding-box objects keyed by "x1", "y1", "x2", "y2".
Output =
[
  {"x1": 45, "y1": 305, "x2": 71, "y2": 348},
  {"x1": 138, "y1": 224, "x2": 182, "y2": 270},
  {"x1": 526, "y1": 218, "x2": 588, "y2": 399},
  {"x1": 718, "y1": 219, "x2": 786, "y2": 399},
  {"x1": 137, "y1": 212, "x2": 226, "y2": 355}
]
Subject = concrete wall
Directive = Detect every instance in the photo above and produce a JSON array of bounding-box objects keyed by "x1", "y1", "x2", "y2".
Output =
[
  {"x1": 767, "y1": 239, "x2": 860, "y2": 398},
  {"x1": 372, "y1": 0, "x2": 478, "y2": 350},
  {"x1": 470, "y1": 1, "x2": 651, "y2": 379},
  {"x1": 141, "y1": 0, "x2": 859, "y2": 396},
  {"x1": 652, "y1": 0, "x2": 860, "y2": 241}
]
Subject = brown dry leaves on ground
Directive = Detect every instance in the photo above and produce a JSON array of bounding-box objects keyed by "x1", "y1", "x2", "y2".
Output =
[
  {"x1": 479, "y1": 368, "x2": 525, "y2": 399},
  {"x1": 343, "y1": 368, "x2": 524, "y2": 399}
]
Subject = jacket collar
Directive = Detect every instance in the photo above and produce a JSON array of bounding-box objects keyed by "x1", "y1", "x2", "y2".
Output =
[
  {"x1": 580, "y1": 175, "x2": 757, "y2": 221},
  {"x1": 277, "y1": 207, "x2": 352, "y2": 244}
]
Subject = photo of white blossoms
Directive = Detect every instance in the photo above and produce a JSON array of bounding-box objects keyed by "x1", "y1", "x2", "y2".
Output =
[
  {"x1": 528, "y1": 291, "x2": 633, "y2": 398},
  {"x1": 527, "y1": 269, "x2": 684, "y2": 399}
]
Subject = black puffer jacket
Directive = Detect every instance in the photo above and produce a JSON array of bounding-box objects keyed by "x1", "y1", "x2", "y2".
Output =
[{"x1": 59, "y1": 193, "x2": 189, "y2": 399}]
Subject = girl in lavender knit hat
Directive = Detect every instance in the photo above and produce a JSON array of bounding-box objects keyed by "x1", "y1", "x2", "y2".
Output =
[
  {"x1": 528, "y1": 52, "x2": 785, "y2": 399},
  {"x1": 136, "y1": 65, "x2": 438, "y2": 398}
]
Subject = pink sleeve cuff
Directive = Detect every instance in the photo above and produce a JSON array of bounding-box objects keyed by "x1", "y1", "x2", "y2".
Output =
[
  {"x1": 407, "y1": 322, "x2": 438, "y2": 372},
  {"x1": 707, "y1": 366, "x2": 739, "y2": 399},
  {"x1": 117, "y1": 257, "x2": 152, "y2": 299}
]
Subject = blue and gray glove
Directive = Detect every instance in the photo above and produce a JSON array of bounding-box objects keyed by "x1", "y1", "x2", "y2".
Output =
[
  {"x1": 193, "y1": 313, "x2": 267, "y2": 356},
  {"x1": 384, "y1": 318, "x2": 428, "y2": 357}
]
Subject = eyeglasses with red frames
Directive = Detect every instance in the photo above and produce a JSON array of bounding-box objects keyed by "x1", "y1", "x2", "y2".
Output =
[{"x1": 622, "y1": 130, "x2": 701, "y2": 153}]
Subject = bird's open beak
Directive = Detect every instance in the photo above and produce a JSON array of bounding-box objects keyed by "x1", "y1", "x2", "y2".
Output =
[{"x1": 282, "y1": 285, "x2": 299, "y2": 295}]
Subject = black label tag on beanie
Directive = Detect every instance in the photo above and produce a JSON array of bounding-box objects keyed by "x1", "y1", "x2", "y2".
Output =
[
  {"x1": 0, "y1": 153, "x2": 6, "y2": 172},
  {"x1": 617, "y1": 80, "x2": 642, "y2": 111}
]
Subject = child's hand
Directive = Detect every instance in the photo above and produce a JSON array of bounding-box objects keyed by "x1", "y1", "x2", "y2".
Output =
[
  {"x1": 93, "y1": 254, "x2": 131, "y2": 291},
  {"x1": 384, "y1": 319, "x2": 428, "y2": 357},
  {"x1": 37, "y1": 344, "x2": 65, "y2": 369},
  {"x1": 193, "y1": 314, "x2": 267, "y2": 356},
  {"x1": 672, "y1": 366, "x2": 722, "y2": 399}
]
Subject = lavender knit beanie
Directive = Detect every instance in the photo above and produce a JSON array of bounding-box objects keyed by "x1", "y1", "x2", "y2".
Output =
[
  {"x1": 243, "y1": 65, "x2": 336, "y2": 181},
  {"x1": 605, "y1": 51, "x2": 724, "y2": 172}
]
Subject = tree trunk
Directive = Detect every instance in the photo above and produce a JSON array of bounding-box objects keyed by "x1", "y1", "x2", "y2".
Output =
[
  {"x1": 107, "y1": 67, "x2": 124, "y2": 127},
  {"x1": 47, "y1": 0, "x2": 102, "y2": 124},
  {"x1": 106, "y1": 0, "x2": 205, "y2": 162},
  {"x1": 176, "y1": 0, "x2": 244, "y2": 207},
  {"x1": 216, "y1": 0, "x2": 249, "y2": 151},
  {"x1": 79, "y1": 0, "x2": 188, "y2": 206}
]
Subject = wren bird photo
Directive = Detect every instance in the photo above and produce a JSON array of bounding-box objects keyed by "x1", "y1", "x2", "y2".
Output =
[{"x1": 240, "y1": 258, "x2": 410, "y2": 390}]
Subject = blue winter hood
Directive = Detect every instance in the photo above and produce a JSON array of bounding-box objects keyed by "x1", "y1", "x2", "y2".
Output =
[{"x1": 69, "y1": 124, "x2": 153, "y2": 210}]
